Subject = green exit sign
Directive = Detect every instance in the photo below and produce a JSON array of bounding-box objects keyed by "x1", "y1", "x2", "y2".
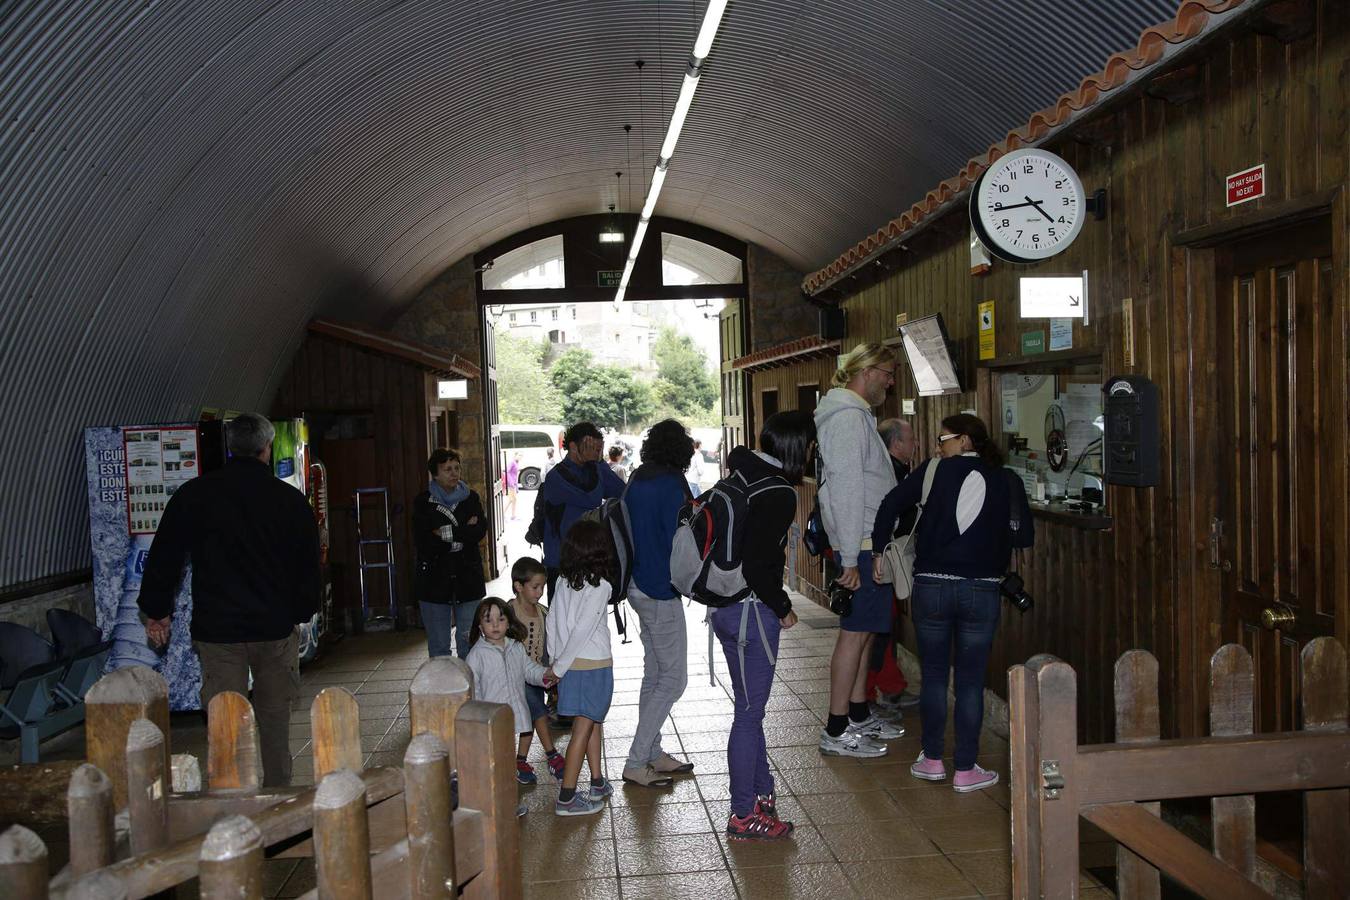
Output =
[
  {"x1": 597, "y1": 270, "x2": 623, "y2": 288},
  {"x1": 1021, "y1": 330, "x2": 1046, "y2": 355}
]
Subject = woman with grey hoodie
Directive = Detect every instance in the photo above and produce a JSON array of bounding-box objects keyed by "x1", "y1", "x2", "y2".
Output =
[{"x1": 813, "y1": 342, "x2": 907, "y2": 758}]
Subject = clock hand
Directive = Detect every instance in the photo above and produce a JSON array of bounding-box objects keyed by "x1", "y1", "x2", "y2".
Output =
[
  {"x1": 993, "y1": 200, "x2": 1035, "y2": 211},
  {"x1": 1025, "y1": 195, "x2": 1056, "y2": 223}
]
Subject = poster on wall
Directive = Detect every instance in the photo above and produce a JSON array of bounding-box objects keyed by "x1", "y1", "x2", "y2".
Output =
[
  {"x1": 978, "y1": 301, "x2": 996, "y2": 360},
  {"x1": 123, "y1": 426, "x2": 199, "y2": 534},
  {"x1": 89, "y1": 424, "x2": 202, "y2": 711}
]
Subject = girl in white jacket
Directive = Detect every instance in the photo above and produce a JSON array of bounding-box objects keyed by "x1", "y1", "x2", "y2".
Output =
[{"x1": 466, "y1": 598, "x2": 554, "y2": 739}]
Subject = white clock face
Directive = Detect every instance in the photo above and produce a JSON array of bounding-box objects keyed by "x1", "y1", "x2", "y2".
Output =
[{"x1": 971, "y1": 149, "x2": 1086, "y2": 262}]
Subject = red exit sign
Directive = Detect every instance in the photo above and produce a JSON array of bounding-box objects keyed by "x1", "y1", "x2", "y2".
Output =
[{"x1": 1226, "y1": 164, "x2": 1266, "y2": 207}]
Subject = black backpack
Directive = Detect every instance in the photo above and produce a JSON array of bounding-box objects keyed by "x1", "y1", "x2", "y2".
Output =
[{"x1": 669, "y1": 469, "x2": 795, "y2": 608}]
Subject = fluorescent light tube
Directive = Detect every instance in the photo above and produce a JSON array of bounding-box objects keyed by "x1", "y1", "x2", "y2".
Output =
[
  {"x1": 628, "y1": 219, "x2": 650, "y2": 258},
  {"x1": 599, "y1": 230, "x2": 625, "y2": 243},
  {"x1": 640, "y1": 168, "x2": 667, "y2": 220},
  {"x1": 692, "y1": 0, "x2": 729, "y2": 59},
  {"x1": 660, "y1": 74, "x2": 699, "y2": 161}
]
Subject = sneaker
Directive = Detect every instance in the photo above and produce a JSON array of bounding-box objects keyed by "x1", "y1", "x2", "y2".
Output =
[
  {"x1": 897, "y1": 691, "x2": 921, "y2": 709},
  {"x1": 952, "y1": 764, "x2": 999, "y2": 793},
  {"x1": 545, "y1": 753, "x2": 566, "y2": 779},
  {"x1": 588, "y1": 777, "x2": 614, "y2": 801},
  {"x1": 819, "y1": 728, "x2": 888, "y2": 758},
  {"x1": 848, "y1": 714, "x2": 906, "y2": 741},
  {"x1": 621, "y1": 764, "x2": 673, "y2": 787},
  {"x1": 753, "y1": 793, "x2": 779, "y2": 820},
  {"x1": 516, "y1": 759, "x2": 537, "y2": 785},
  {"x1": 726, "y1": 810, "x2": 794, "y2": 841},
  {"x1": 554, "y1": 791, "x2": 605, "y2": 817},
  {"x1": 874, "y1": 690, "x2": 905, "y2": 713},
  {"x1": 651, "y1": 752, "x2": 695, "y2": 774},
  {"x1": 910, "y1": 751, "x2": 947, "y2": 782}
]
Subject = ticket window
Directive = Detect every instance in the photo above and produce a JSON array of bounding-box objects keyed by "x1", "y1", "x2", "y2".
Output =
[{"x1": 993, "y1": 361, "x2": 1105, "y2": 509}]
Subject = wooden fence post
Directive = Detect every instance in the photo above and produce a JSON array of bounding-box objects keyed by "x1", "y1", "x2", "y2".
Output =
[
  {"x1": 207, "y1": 691, "x2": 262, "y2": 793},
  {"x1": 404, "y1": 732, "x2": 457, "y2": 899},
  {"x1": 1300, "y1": 637, "x2": 1348, "y2": 899},
  {"x1": 409, "y1": 658, "x2": 473, "y2": 772},
  {"x1": 199, "y1": 814, "x2": 265, "y2": 900},
  {"x1": 84, "y1": 666, "x2": 170, "y2": 810},
  {"x1": 1114, "y1": 650, "x2": 1162, "y2": 900},
  {"x1": 1208, "y1": 644, "x2": 1255, "y2": 879},
  {"x1": 455, "y1": 700, "x2": 521, "y2": 900},
  {"x1": 1008, "y1": 664, "x2": 1041, "y2": 900},
  {"x1": 67, "y1": 763, "x2": 116, "y2": 877},
  {"x1": 125, "y1": 718, "x2": 169, "y2": 857},
  {"x1": 313, "y1": 769, "x2": 373, "y2": 900},
  {"x1": 1037, "y1": 660, "x2": 1080, "y2": 899},
  {"x1": 311, "y1": 688, "x2": 363, "y2": 780},
  {"x1": 65, "y1": 870, "x2": 128, "y2": 899},
  {"x1": 0, "y1": 824, "x2": 49, "y2": 900}
]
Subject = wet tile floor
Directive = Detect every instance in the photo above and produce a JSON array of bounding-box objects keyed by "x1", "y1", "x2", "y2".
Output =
[{"x1": 5, "y1": 594, "x2": 1118, "y2": 898}]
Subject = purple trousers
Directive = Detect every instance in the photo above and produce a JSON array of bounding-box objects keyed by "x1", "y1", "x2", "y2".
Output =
[{"x1": 711, "y1": 601, "x2": 782, "y2": 818}]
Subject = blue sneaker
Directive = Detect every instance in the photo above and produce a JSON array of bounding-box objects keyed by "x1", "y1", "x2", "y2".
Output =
[
  {"x1": 588, "y1": 777, "x2": 613, "y2": 801},
  {"x1": 554, "y1": 791, "x2": 605, "y2": 817},
  {"x1": 516, "y1": 759, "x2": 537, "y2": 785}
]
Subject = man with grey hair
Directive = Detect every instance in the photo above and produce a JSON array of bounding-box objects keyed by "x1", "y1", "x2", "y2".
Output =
[
  {"x1": 871, "y1": 417, "x2": 920, "y2": 717},
  {"x1": 878, "y1": 418, "x2": 916, "y2": 485},
  {"x1": 140, "y1": 412, "x2": 321, "y2": 786}
]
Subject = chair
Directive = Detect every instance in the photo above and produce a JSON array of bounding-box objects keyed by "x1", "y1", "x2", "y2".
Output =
[
  {"x1": 0, "y1": 622, "x2": 87, "y2": 762},
  {"x1": 46, "y1": 608, "x2": 102, "y2": 658},
  {"x1": 46, "y1": 609, "x2": 111, "y2": 705}
]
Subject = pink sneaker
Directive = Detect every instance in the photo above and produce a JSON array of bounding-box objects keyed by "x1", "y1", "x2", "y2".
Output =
[
  {"x1": 952, "y1": 764, "x2": 999, "y2": 793},
  {"x1": 910, "y1": 751, "x2": 947, "y2": 782}
]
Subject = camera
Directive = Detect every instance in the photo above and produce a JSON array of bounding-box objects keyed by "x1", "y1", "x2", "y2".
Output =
[
  {"x1": 999, "y1": 572, "x2": 1034, "y2": 613},
  {"x1": 828, "y1": 583, "x2": 854, "y2": 618}
]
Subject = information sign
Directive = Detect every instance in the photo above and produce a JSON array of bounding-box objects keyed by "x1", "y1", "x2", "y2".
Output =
[{"x1": 1226, "y1": 164, "x2": 1265, "y2": 207}]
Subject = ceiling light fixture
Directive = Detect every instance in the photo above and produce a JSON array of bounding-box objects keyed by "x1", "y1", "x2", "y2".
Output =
[{"x1": 614, "y1": 0, "x2": 729, "y2": 303}]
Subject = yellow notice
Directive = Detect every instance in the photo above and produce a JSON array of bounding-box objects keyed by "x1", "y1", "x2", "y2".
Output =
[{"x1": 978, "y1": 301, "x2": 996, "y2": 360}]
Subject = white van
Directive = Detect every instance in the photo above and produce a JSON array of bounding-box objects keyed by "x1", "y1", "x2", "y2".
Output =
[{"x1": 500, "y1": 424, "x2": 566, "y2": 490}]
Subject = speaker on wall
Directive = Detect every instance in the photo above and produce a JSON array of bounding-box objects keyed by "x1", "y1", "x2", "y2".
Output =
[{"x1": 819, "y1": 307, "x2": 846, "y2": 340}]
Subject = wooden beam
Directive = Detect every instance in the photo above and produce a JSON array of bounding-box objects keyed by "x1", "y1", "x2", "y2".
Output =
[
  {"x1": 1172, "y1": 189, "x2": 1338, "y2": 248},
  {"x1": 1143, "y1": 64, "x2": 1204, "y2": 105},
  {"x1": 0, "y1": 760, "x2": 83, "y2": 828},
  {"x1": 1007, "y1": 665, "x2": 1041, "y2": 900},
  {"x1": 1082, "y1": 803, "x2": 1269, "y2": 900},
  {"x1": 1075, "y1": 732, "x2": 1350, "y2": 806}
]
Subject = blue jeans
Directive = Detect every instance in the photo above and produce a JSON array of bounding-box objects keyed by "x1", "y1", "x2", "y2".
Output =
[
  {"x1": 420, "y1": 599, "x2": 481, "y2": 659},
  {"x1": 711, "y1": 601, "x2": 781, "y2": 818},
  {"x1": 910, "y1": 576, "x2": 1000, "y2": 771}
]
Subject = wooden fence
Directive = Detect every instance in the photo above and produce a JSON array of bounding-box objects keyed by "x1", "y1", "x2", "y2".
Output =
[
  {"x1": 1009, "y1": 637, "x2": 1349, "y2": 899},
  {"x1": 0, "y1": 656, "x2": 520, "y2": 899}
]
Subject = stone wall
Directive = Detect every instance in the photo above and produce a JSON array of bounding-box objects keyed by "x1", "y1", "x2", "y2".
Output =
[
  {"x1": 746, "y1": 245, "x2": 815, "y2": 351},
  {"x1": 0, "y1": 581, "x2": 96, "y2": 639},
  {"x1": 388, "y1": 257, "x2": 488, "y2": 491}
]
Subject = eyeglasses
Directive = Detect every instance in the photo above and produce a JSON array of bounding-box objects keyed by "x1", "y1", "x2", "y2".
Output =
[
  {"x1": 936, "y1": 433, "x2": 961, "y2": 446},
  {"x1": 867, "y1": 366, "x2": 896, "y2": 380}
]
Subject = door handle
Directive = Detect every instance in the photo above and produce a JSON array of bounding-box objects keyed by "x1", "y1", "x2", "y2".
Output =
[
  {"x1": 1208, "y1": 517, "x2": 1231, "y2": 571},
  {"x1": 1260, "y1": 606, "x2": 1295, "y2": 631}
]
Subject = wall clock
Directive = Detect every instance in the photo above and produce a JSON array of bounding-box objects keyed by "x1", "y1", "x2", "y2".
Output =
[{"x1": 969, "y1": 148, "x2": 1088, "y2": 264}]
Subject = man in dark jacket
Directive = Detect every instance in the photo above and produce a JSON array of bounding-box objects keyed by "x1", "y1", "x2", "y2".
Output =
[
  {"x1": 139, "y1": 412, "x2": 321, "y2": 787},
  {"x1": 527, "y1": 421, "x2": 624, "y2": 597},
  {"x1": 870, "y1": 418, "x2": 919, "y2": 716}
]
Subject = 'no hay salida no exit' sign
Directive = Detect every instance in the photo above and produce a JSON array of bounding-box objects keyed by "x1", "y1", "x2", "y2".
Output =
[{"x1": 1226, "y1": 164, "x2": 1266, "y2": 207}]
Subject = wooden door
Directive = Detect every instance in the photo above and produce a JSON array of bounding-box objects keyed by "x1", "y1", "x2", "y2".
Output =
[{"x1": 1215, "y1": 217, "x2": 1338, "y2": 734}]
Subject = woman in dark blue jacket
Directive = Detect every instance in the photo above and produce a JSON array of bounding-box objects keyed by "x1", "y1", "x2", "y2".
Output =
[{"x1": 872, "y1": 413, "x2": 1033, "y2": 793}]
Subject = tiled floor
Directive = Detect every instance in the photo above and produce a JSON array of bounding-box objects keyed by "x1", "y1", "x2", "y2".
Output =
[{"x1": 3, "y1": 593, "x2": 1118, "y2": 897}]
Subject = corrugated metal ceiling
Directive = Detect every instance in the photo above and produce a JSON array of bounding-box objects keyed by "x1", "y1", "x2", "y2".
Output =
[{"x1": 0, "y1": 0, "x2": 1181, "y2": 586}]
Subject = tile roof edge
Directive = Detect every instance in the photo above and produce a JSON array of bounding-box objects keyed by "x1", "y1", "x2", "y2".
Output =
[{"x1": 801, "y1": 0, "x2": 1251, "y2": 298}]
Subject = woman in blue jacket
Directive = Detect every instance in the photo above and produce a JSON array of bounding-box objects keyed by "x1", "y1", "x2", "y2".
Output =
[{"x1": 872, "y1": 413, "x2": 1033, "y2": 793}]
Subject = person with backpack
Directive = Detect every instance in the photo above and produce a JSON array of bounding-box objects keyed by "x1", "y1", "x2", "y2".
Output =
[
  {"x1": 706, "y1": 411, "x2": 811, "y2": 840},
  {"x1": 871, "y1": 413, "x2": 1034, "y2": 792},
  {"x1": 814, "y1": 342, "x2": 906, "y2": 758},
  {"x1": 526, "y1": 421, "x2": 625, "y2": 599},
  {"x1": 621, "y1": 419, "x2": 697, "y2": 788}
]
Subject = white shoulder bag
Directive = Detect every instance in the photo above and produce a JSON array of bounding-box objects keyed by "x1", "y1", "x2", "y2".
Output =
[{"x1": 878, "y1": 459, "x2": 939, "y2": 600}]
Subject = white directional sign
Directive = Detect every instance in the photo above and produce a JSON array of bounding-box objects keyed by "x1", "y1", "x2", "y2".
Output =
[{"x1": 1020, "y1": 275, "x2": 1086, "y2": 319}]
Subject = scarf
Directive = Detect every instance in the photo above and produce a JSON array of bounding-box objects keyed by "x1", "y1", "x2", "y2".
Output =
[{"x1": 428, "y1": 479, "x2": 470, "y2": 510}]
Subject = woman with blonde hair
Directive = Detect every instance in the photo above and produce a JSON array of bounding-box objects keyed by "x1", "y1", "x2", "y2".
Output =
[{"x1": 813, "y1": 342, "x2": 906, "y2": 758}]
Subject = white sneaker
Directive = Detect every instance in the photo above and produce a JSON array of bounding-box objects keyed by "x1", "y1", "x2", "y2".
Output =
[
  {"x1": 848, "y1": 714, "x2": 906, "y2": 741},
  {"x1": 819, "y1": 728, "x2": 888, "y2": 758}
]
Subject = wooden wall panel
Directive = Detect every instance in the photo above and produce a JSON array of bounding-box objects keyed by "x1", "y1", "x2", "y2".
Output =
[
  {"x1": 745, "y1": 3, "x2": 1348, "y2": 741},
  {"x1": 272, "y1": 332, "x2": 444, "y2": 629}
]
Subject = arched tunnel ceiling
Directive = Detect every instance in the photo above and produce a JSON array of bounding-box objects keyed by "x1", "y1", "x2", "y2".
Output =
[{"x1": 0, "y1": 0, "x2": 1182, "y2": 585}]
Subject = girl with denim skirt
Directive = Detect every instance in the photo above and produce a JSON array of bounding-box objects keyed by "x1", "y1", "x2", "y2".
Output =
[
  {"x1": 713, "y1": 411, "x2": 814, "y2": 840},
  {"x1": 545, "y1": 519, "x2": 617, "y2": 816}
]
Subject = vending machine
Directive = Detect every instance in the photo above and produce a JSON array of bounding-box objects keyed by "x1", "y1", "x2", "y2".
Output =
[{"x1": 85, "y1": 416, "x2": 329, "y2": 710}]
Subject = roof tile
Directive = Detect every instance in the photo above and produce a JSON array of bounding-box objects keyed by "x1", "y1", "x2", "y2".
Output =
[{"x1": 803, "y1": 0, "x2": 1249, "y2": 295}]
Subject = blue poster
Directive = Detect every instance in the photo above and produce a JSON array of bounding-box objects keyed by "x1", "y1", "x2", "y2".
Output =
[{"x1": 85, "y1": 426, "x2": 202, "y2": 710}]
